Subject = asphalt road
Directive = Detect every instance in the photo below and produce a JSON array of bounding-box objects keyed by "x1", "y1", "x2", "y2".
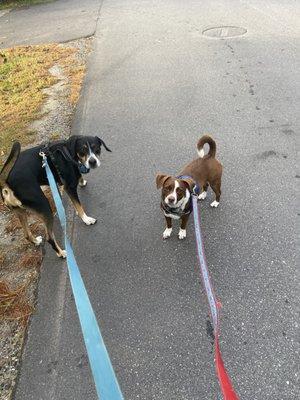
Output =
[
  {"x1": 0, "y1": 0, "x2": 101, "y2": 48},
  {"x1": 10, "y1": 0, "x2": 299, "y2": 399}
]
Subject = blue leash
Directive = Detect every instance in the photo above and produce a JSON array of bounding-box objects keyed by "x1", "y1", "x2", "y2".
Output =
[{"x1": 40, "y1": 152, "x2": 124, "y2": 400}]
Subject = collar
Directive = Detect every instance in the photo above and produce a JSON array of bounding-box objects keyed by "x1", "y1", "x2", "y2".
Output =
[{"x1": 78, "y1": 163, "x2": 90, "y2": 174}]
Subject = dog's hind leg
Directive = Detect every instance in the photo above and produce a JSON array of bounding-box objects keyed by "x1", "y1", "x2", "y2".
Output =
[
  {"x1": 198, "y1": 182, "x2": 209, "y2": 200},
  {"x1": 24, "y1": 187, "x2": 66, "y2": 258},
  {"x1": 42, "y1": 214, "x2": 66, "y2": 259},
  {"x1": 210, "y1": 178, "x2": 221, "y2": 208},
  {"x1": 15, "y1": 208, "x2": 43, "y2": 246}
]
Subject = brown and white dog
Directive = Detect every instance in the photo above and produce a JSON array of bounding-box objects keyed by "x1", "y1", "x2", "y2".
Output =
[{"x1": 156, "y1": 135, "x2": 222, "y2": 240}]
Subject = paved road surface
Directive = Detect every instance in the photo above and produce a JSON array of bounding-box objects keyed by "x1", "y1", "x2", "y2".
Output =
[
  {"x1": 8, "y1": 0, "x2": 299, "y2": 399},
  {"x1": 0, "y1": 0, "x2": 100, "y2": 48}
]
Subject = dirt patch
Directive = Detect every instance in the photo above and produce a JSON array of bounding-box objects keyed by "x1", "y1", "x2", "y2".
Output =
[{"x1": 0, "y1": 37, "x2": 92, "y2": 400}]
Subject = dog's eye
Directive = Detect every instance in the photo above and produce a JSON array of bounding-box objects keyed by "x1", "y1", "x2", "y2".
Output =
[
  {"x1": 165, "y1": 185, "x2": 173, "y2": 191},
  {"x1": 78, "y1": 151, "x2": 85, "y2": 158}
]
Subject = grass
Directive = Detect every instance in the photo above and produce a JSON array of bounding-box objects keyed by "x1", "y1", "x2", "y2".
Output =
[
  {"x1": 0, "y1": 0, "x2": 53, "y2": 10},
  {"x1": 0, "y1": 44, "x2": 85, "y2": 166}
]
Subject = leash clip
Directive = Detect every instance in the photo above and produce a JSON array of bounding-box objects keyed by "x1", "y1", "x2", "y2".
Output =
[{"x1": 39, "y1": 151, "x2": 47, "y2": 167}]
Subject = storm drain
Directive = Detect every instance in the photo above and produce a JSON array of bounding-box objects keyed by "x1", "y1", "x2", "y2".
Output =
[{"x1": 203, "y1": 26, "x2": 247, "y2": 38}]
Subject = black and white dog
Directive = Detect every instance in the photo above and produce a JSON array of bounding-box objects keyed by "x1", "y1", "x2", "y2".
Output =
[{"x1": 0, "y1": 135, "x2": 111, "y2": 258}]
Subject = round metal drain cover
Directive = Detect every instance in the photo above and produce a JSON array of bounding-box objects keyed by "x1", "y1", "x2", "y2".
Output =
[{"x1": 203, "y1": 26, "x2": 247, "y2": 38}]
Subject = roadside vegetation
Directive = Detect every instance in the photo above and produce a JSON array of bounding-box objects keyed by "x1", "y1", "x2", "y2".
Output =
[
  {"x1": 0, "y1": 0, "x2": 52, "y2": 10},
  {"x1": 0, "y1": 44, "x2": 85, "y2": 166},
  {"x1": 0, "y1": 39, "x2": 90, "y2": 399}
]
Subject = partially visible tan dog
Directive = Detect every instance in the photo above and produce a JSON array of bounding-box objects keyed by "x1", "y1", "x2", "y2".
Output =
[{"x1": 156, "y1": 135, "x2": 222, "y2": 240}]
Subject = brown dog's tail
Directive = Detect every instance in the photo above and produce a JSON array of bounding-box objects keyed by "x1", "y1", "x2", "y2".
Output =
[
  {"x1": 0, "y1": 142, "x2": 20, "y2": 187},
  {"x1": 197, "y1": 135, "x2": 216, "y2": 158}
]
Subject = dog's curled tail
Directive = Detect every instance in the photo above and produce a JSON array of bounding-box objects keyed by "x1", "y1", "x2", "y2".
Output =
[
  {"x1": 197, "y1": 135, "x2": 216, "y2": 158},
  {"x1": 0, "y1": 142, "x2": 21, "y2": 187}
]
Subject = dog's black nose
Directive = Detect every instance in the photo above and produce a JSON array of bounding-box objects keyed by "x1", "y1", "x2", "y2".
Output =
[
  {"x1": 89, "y1": 158, "x2": 97, "y2": 168},
  {"x1": 168, "y1": 196, "x2": 175, "y2": 204}
]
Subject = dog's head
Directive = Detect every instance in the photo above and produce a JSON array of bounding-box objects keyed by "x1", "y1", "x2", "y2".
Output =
[
  {"x1": 67, "y1": 135, "x2": 111, "y2": 170},
  {"x1": 156, "y1": 174, "x2": 193, "y2": 208}
]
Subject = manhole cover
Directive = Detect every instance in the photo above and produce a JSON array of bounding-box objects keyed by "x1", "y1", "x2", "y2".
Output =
[{"x1": 203, "y1": 26, "x2": 247, "y2": 38}]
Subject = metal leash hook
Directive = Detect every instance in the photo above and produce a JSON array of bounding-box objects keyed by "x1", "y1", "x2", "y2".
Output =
[{"x1": 39, "y1": 151, "x2": 47, "y2": 168}]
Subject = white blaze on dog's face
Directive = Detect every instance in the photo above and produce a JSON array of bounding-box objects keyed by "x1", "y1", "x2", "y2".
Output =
[
  {"x1": 156, "y1": 174, "x2": 191, "y2": 208},
  {"x1": 165, "y1": 180, "x2": 180, "y2": 206},
  {"x1": 75, "y1": 136, "x2": 111, "y2": 170},
  {"x1": 77, "y1": 142, "x2": 100, "y2": 170},
  {"x1": 85, "y1": 143, "x2": 101, "y2": 169}
]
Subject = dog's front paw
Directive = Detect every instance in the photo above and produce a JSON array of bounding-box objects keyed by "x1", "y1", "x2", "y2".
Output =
[
  {"x1": 210, "y1": 201, "x2": 219, "y2": 208},
  {"x1": 163, "y1": 227, "x2": 172, "y2": 239},
  {"x1": 198, "y1": 191, "x2": 207, "y2": 200},
  {"x1": 79, "y1": 178, "x2": 87, "y2": 187},
  {"x1": 178, "y1": 229, "x2": 186, "y2": 240},
  {"x1": 34, "y1": 236, "x2": 43, "y2": 246},
  {"x1": 82, "y1": 214, "x2": 97, "y2": 225}
]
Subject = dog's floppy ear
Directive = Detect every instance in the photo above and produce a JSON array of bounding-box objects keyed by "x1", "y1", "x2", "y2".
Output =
[
  {"x1": 66, "y1": 135, "x2": 81, "y2": 159},
  {"x1": 156, "y1": 173, "x2": 171, "y2": 189},
  {"x1": 96, "y1": 137, "x2": 112, "y2": 152}
]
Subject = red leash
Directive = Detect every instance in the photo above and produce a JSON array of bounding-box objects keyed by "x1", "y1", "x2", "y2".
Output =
[{"x1": 192, "y1": 195, "x2": 239, "y2": 399}]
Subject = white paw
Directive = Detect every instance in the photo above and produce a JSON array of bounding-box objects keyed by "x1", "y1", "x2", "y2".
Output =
[
  {"x1": 163, "y1": 227, "x2": 172, "y2": 239},
  {"x1": 210, "y1": 201, "x2": 219, "y2": 208},
  {"x1": 79, "y1": 179, "x2": 87, "y2": 187},
  {"x1": 34, "y1": 236, "x2": 43, "y2": 246},
  {"x1": 57, "y1": 250, "x2": 67, "y2": 259},
  {"x1": 198, "y1": 191, "x2": 207, "y2": 200},
  {"x1": 178, "y1": 229, "x2": 186, "y2": 240},
  {"x1": 82, "y1": 214, "x2": 97, "y2": 225}
]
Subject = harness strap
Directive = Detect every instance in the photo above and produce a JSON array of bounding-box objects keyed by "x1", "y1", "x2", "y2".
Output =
[
  {"x1": 42, "y1": 142, "x2": 90, "y2": 177},
  {"x1": 41, "y1": 145, "x2": 64, "y2": 184},
  {"x1": 161, "y1": 200, "x2": 191, "y2": 217}
]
